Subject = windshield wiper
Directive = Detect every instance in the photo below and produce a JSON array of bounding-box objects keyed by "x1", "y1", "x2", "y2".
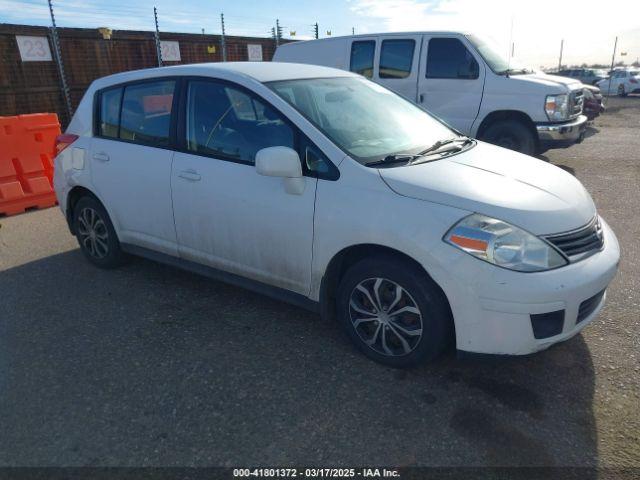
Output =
[
  {"x1": 366, "y1": 153, "x2": 418, "y2": 167},
  {"x1": 367, "y1": 137, "x2": 472, "y2": 167},
  {"x1": 496, "y1": 68, "x2": 530, "y2": 76},
  {"x1": 407, "y1": 137, "x2": 472, "y2": 165}
]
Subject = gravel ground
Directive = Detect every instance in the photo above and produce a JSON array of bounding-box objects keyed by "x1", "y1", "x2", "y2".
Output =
[{"x1": 0, "y1": 97, "x2": 638, "y2": 469}]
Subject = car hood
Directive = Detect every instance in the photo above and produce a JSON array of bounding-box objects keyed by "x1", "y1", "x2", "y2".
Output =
[
  {"x1": 509, "y1": 72, "x2": 583, "y2": 92},
  {"x1": 378, "y1": 142, "x2": 596, "y2": 235}
]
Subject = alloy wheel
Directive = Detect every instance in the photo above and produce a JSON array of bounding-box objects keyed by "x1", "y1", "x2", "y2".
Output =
[
  {"x1": 348, "y1": 277, "x2": 424, "y2": 357},
  {"x1": 76, "y1": 207, "x2": 109, "y2": 259}
]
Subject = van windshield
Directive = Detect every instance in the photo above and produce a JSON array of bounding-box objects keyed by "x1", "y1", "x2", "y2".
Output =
[
  {"x1": 267, "y1": 77, "x2": 457, "y2": 165},
  {"x1": 466, "y1": 34, "x2": 533, "y2": 75}
]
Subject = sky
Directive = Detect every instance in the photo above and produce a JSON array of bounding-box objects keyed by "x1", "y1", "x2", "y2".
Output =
[{"x1": 2, "y1": 0, "x2": 639, "y2": 68}]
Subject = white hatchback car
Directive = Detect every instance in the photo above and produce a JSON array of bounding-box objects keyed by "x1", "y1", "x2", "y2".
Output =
[
  {"x1": 596, "y1": 69, "x2": 640, "y2": 96},
  {"x1": 54, "y1": 62, "x2": 620, "y2": 367}
]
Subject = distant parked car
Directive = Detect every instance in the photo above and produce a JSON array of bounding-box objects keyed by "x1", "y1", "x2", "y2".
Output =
[
  {"x1": 596, "y1": 69, "x2": 640, "y2": 96},
  {"x1": 582, "y1": 85, "x2": 604, "y2": 120},
  {"x1": 554, "y1": 68, "x2": 606, "y2": 85}
]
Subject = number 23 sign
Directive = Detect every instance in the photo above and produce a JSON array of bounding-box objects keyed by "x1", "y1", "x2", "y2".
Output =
[{"x1": 16, "y1": 36, "x2": 53, "y2": 62}]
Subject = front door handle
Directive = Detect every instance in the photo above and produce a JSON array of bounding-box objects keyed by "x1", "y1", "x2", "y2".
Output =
[
  {"x1": 93, "y1": 152, "x2": 110, "y2": 162},
  {"x1": 178, "y1": 169, "x2": 201, "y2": 182}
]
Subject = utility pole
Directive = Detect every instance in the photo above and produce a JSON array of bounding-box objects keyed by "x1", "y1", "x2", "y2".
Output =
[
  {"x1": 153, "y1": 6, "x2": 162, "y2": 67},
  {"x1": 314, "y1": 22, "x2": 319, "y2": 39},
  {"x1": 47, "y1": 0, "x2": 72, "y2": 119},
  {"x1": 352, "y1": 27, "x2": 355, "y2": 35},
  {"x1": 220, "y1": 13, "x2": 227, "y2": 62},
  {"x1": 606, "y1": 36, "x2": 618, "y2": 96},
  {"x1": 558, "y1": 39, "x2": 563, "y2": 71},
  {"x1": 275, "y1": 19, "x2": 281, "y2": 46}
]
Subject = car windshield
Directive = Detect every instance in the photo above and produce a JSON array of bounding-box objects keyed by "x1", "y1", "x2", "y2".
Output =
[
  {"x1": 466, "y1": 34, "x2": 533, "y2": 75},
  {"x1": 267, "y1": 76, "x2": 456, "y2": 165}
]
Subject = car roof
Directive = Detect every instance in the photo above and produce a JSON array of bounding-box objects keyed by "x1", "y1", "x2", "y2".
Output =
[
  {"x1": 91, "y1": 62, "x2": 356, "y2": 88},
  {"x1": 278, "y1": 31, "x2": 467, "y2": 47}
]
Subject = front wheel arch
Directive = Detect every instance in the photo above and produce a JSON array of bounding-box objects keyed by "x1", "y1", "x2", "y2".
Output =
[
  {"x1": 319, "y1": 244, "x2": 454, "y2": 332},
  {"x1": 475, "y1": 110, "x2": 539, "y2": 154}
]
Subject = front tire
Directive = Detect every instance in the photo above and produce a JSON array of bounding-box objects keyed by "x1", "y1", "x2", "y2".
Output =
[
  {"x1": 73, "y1": 196, "x2": 126, "y2": 268},
  {"x1": 336, "y1": 256, "x2": 452, "y2": 368},
  {"x1": 479, "y1": 120, "x2": 536, "y2": 155}
]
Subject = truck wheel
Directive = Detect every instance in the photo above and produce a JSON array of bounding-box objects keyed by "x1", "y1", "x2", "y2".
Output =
[
  {"x1": 73, "y1": 196, "x2": 127, "y2": 269},
  {"x1": 480, "y1": 120, "x2": 536, "y2": 156},
  {"x1": 336, "y1": 255, "x2": 453, "y2": 368}
]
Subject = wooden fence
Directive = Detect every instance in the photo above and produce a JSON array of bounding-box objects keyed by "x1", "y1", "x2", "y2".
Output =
[{"x1": 0, "y1": 23, "x2": 285, "y2": 127}]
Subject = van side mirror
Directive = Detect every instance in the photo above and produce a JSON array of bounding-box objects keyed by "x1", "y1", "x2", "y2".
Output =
[{"x1": 255, "y1": 146, "x2": 305, "y2": 195}]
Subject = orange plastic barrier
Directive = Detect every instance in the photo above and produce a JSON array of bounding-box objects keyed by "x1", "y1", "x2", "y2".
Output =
[{"x1": 0, "y1": 113, "x2": 61, "y2": 216}]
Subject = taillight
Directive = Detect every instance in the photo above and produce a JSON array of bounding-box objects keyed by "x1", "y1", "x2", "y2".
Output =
[
  {"x1": 630, "y1": 78, "x2": 638, "y2": 84},
  {"x1": 55, "y1": 134, "x2": 79, "y2": 155}
]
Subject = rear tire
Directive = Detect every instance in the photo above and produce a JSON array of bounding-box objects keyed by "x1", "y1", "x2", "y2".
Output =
[
  {"x1": 73, "y1": 196, "x2": 126, "y2": 269},
  {"x1": 479, "y1": 120, "x2": 536, "y2": 156},
  {"x1": 336, "y1": 256, "x2": 452, "y2": 368},
  {"x1": 618, "y1": 84, "x2": 627, "y2": 97}
]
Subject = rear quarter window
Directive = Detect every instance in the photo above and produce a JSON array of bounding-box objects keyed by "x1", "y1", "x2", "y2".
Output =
[{"x1": 98, "y1": 87, "x2": 122, "y2": 138}]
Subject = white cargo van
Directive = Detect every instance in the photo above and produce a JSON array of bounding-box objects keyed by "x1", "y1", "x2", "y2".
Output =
[{"x1": 274, "y1": 32, "x2": 588, "y2": 155}]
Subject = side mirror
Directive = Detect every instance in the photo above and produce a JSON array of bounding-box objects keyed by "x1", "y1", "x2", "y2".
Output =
[{"x1": 255, "y1": 146, "x2": 305, "y2": 195}]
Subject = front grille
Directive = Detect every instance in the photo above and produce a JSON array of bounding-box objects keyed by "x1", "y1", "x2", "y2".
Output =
[
  {"x1": 569, "y1": 89, "x2": 584, "y2": 117},
  {"x1": 577, "y1": 290, "x2": 605, "y2": 323},
  {"x1": 544, "y1": 216, "x2": 604, "y2": 260}
]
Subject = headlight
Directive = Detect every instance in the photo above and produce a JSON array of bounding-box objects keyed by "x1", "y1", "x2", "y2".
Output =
[
  {"x1": 545, "y1": 94, "x2": 569, "y2": 121},
  {"x1": 444, "y1": 214, "x2": 567, "y2": 272}
]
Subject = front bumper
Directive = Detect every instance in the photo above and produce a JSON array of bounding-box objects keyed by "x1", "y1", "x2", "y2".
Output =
[
  {"x1": 427, "y1": 218, "x2": 620, "y2": 355},
  {"x1": 536, "y1": 114, "x2": 588, "y2": 149}
]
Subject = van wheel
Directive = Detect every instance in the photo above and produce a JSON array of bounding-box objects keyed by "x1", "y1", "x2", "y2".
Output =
[
  {"x1": 336, "y1": 256, "x2": 452, "y2": 368},
  {"x1": 480, "y1": 120, "x2": 536, "y2": 155},
  {"x1": 73, "y1": 196, "x2": 126, "y2": 269},
  {"x1": 618, "y1": 84, "x2": 627, "y2": 97}
]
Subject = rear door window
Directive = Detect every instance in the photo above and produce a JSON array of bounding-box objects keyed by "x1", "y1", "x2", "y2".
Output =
[
  {"x1": 426, "y1": 38, "x2": 479, "y2": 79},
  {"x1": 350, "y1": 40, "x2": 375, "y2": 78},
  {"x1": 379, "y1": 39, "x2": 415, "y2": 79},
  {"x1": 119, "y1": 80, "x2": 175, "y2": 147}
]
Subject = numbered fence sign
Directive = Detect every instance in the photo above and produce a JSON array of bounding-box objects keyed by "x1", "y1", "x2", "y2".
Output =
[
  {"x1": 247, "y1": 44, "x2": 263, "y2": 62},
  {"x1": 160, "y1": 41, "x2": 181, "y2": 62},
  {"x1": 16, "y1": 36, "x2": 53, "y2": 62}
]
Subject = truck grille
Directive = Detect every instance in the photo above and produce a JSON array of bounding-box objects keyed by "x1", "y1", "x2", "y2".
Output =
[
  {"x1": 544, "y1": 216, "x2": 603, "y2": 260},
  {"x1": 569, "y1": 89, "x2": 584, "y2": 117}
]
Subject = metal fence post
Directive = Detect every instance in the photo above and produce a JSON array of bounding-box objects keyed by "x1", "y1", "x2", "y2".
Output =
[
  {"x1": 47, "y1": 0, "x2": 72, "y2": 120},
  {"x1": 220, "y1": 13, "x2": 227, "y2": 62},
  {"x1": 153, "y1": 6, "x2": 163, "y2": 67},
  {"x1": 607, "y1": 37, "x2": 618, "y2": 97}
]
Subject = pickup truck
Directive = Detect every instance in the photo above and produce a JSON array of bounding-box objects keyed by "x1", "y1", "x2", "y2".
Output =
[{"x1": 274, "y1": 32, "x2": 588, "y2": 155}]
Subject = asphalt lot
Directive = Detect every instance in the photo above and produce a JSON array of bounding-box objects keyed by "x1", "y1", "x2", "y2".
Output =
[{"x1": 0, "y1": 97, "x2": 638, "y2": 469}]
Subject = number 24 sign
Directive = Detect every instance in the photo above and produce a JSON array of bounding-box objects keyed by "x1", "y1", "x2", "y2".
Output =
[{"x1": 16, "y1": 36, "x2": 53, "y2": 62}]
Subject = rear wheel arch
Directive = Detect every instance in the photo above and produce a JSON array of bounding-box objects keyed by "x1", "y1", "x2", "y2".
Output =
[
  {"x1": 319, "y1": 244, "x2": 453, "y2": 327},
  {"x1": 66, "y1": 186, "x2": 111, "y2": 235}
]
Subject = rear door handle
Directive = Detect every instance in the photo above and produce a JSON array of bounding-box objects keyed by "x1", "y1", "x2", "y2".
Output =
[
  {"x1": 93, "y1": 152, "x2": 110, "y2": 162},
  {"x1": 178, "y1": 169, "x2": 201, "y2": 182}
]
